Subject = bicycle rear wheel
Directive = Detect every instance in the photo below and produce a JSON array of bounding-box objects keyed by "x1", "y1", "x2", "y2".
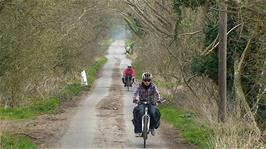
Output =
[{"x1": 126, "y1": 78, "x2": 130, "y2": 91}]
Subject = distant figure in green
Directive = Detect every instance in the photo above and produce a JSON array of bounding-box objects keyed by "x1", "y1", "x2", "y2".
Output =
[{"x1": 125, "y1": 42, "x2": 134, "y2": 55}]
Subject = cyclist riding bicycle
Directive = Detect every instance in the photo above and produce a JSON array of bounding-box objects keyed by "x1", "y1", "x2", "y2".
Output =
[
  {"x1": 132, "y1": 72, "x2": 161, "y2": 137},
  {"x1": 122, "y1": 64, "x2": 136, "y2": 87}
]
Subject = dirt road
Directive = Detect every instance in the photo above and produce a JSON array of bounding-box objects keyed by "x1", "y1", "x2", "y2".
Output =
[{"x1": 55, "y1": 40, "x2": 193, "y2": 148}]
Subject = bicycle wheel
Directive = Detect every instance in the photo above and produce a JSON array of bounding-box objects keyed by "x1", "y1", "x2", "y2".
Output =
[
  {"x1": 126, "y1": 78, "x2": 130, "y2": 91},
  {"x1": 143, "y1": 116, "x2": 148, "y2": 148},
  {"x1": 144, "y1": 138, "x2": 146, "y2": 148}
]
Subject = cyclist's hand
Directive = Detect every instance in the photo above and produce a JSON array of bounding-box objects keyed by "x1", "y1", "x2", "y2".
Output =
[{"x1": 156, "y1": 100, "x2": 162, "y2": 105}]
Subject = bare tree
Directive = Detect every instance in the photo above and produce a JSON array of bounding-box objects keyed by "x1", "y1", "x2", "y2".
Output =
[{"x1": 0, "y1": 0, "x2": 115, "y2": 107}]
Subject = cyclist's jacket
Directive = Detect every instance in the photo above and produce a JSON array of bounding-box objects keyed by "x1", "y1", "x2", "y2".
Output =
[
  {"x1": 123, "y1": 68, "x2": 136, "y2": 77},
  {"x1": 133, "y1": 82, "x2": 161, "y2": 103}
]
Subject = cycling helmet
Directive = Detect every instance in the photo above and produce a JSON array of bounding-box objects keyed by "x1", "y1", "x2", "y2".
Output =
[
  {"x1": 128, "y1": 64, "x2": 132, "y2": 68},
  {"x1": 142, "y1": 72, "x2": 152, "y2": 80}
]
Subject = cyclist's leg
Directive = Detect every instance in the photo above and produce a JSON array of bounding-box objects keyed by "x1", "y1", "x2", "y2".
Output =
[
  {"x1": 155, "y1": 108, "x2": 161, "y2": 128},
  {"x1": 122, "y1": 77, "x2": 126, "y2": 86},
  {"x1": 148, "y1": 104, "x2": 158, "y2": 129},
  {"x1": 122, "y1": 77, "x2": 125, "y2": 83},
  {"x1": 136, "y1": 104, "x2": 145, "y2": 133},
  {"x1": 132, "y1": 106, "x2": 139, "y2": 133}
]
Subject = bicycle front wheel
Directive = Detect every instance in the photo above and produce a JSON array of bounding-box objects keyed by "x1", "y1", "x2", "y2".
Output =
[{"x1": 143, "y1": 116, "x2": 149, "y2": 148}]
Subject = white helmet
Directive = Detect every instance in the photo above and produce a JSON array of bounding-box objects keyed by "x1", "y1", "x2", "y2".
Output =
[
  {"x1": 127, "y1": 64, "x2": 132, "y2": 68},
  {"x1": 142, "y1": 72, "x2": 152, "y2": 80}
]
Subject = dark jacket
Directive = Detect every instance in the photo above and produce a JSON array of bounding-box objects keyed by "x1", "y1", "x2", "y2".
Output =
[{"x1": 133, "y1": 82, "x2": 161, "y2": 103}]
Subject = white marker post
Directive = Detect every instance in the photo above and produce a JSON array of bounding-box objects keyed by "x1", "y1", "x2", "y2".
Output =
[{"x1": 81, "y1": 70, "x2": 88, "y2": 86}]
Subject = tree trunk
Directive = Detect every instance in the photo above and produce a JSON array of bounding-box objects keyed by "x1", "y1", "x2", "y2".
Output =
[{"x1": 218, "y1": 1, "x2": 227, "y2": 123}]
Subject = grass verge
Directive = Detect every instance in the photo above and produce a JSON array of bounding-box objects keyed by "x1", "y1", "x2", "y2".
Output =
[
  {"x1": 0, "y1": 98, "x2": 59, "y2": 119},
  {"x1": 86, "y1": 57, "x2": 107, "y2": 89},
  {"x1": 159, "y1": 105, "x2": 213, "y2": 149},
  {"x1": 0, "y1": 134, "x2": 37, "y2": 149}
]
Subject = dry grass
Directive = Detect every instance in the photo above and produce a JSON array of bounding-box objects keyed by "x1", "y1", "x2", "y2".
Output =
[{"x1": 170, "y1": 76, "x2": 266, "y2": 149}]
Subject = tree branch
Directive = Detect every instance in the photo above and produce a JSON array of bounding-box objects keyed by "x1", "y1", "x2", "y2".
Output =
[
  {"x1": 126, "y1": 0, "x2": 174, "y2": 37},
  {"x1": 201, "y1": 23, "x2": 242, "y2": 56},
  {"x1": 143, "y1": 0, "x2": 171, "y2": 27}
]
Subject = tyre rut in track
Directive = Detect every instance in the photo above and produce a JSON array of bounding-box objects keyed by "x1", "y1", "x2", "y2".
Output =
[{"x1": 94, "y1": 61, "x2": 126, "y2": 148}]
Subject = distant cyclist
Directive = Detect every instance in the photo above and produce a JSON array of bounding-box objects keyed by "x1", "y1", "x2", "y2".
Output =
[
  {"x1": 122, "y1": 64, "x2": 136, "y2": 87},
  {"x1": 132, "y1": 72, "x2": 161, "y2": 137}
]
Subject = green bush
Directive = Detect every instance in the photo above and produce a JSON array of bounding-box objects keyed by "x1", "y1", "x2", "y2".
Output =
[
  {"x1": 174, "y1": 0, "x2": 208, "y2": 16},
  {"x1": 191, "y1": 53, "x2": 218, "y2": 82}
]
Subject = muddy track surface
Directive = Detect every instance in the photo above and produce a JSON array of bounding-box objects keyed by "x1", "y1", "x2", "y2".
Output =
[
  {"x1": 1, "y1": 40, "x2": 195, "y2": 149},
  {"x1": 94, "y1": 61, "x2": 126, "y2": 148}
]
